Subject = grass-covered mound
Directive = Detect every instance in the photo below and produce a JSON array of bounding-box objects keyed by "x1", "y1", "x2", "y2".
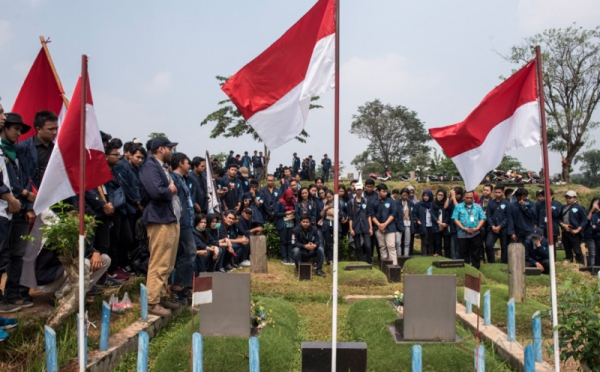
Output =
[
  {"x1": 403, "y1": 256, "x2": 487, "y2": 286},
  {"x1": 479, "y1": 263, "x2": 550, "y2": 287},
  {"x1": 338, "y1": 262, "x2": 389, "y2": 286},
  {"x1": 456, "y1": 284, "x2": 551, "y2": 339},
  {"x1": 152, "y1": 297, "x2": 298, "y2": 372},
  {"x1": 347, "y1": 298, "x2": 511, "y2": 371}
]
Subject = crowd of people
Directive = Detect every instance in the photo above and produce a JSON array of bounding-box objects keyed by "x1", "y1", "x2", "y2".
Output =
[{"x1": 0, "y1": 103, "x2": 598, "y2": 339}]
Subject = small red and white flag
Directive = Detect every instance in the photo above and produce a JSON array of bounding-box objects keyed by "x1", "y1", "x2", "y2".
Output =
[
  {"x1": 464, "y1": 274, "x2": 481, "y2": 307},
  {"x1": 33, "y1": 72, "x2": 113, "y2": 214},
  {"x1": 429, "y1": 60, "x2": 541, "y2": 191},
  {"x1": 222, "y1": 0, "x2": 336, "y2": 150},
  {"x1": 13, "y1": 46, "x2": 68, "y2": 142},
  {"x1": 192, "y1": 276, "x2": 213, "y2": 307}
]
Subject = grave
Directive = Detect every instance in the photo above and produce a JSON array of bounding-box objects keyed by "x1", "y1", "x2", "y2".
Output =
[
  {"x1": 398, "y1": 275, "x2": 456, "y2": 342},
  {"x1": 301, "y1": 342, "x2": 367, "y2": 372},
  {"x1": 250, "y1": 235, "x2": 268, "y2": 274},
  {"x1": 387, "y1": 265, "x2": 401, "y2": 283},
  {"x1": 198, "y1": 273, "x2": 250, "y2": 337},
  {"x1": 432, "y1": 259, "x2": 465, "y2": 268},
  {"x1": 525, "y1": 267, "x2": 542, "y2": 276},
  {"x1": 396, "y1": 256, "x2": 413, "y2": 268},
  {"x1": 299, "y1": 263, "x2": 312, "y2": 281},
  {"x1": 344, "y1": 264, "x2": 372, "y2": 271},
  {"x1": 579, "y1": 266, "x2": 600, "y2": 275},
  {"x1": 380, "y1": 259, "x2": 392, "y2": 275}
]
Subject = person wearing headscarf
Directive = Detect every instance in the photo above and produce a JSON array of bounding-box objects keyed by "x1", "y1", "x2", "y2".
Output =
[
  {"x1": 274, "y1": 188, "x2": 296, "y2": 265},
  {"x1": 395, "y1": 188, "x2": 415, "y2": 256},
  {"x1": 432, "y1": 188, "x2": 451, "y2": 257},
  {"x1": 407, "y1": 185, "x2": 419, "y2": 204},
  {"x1": 414, "y1": 190, "x2": 436, "y2": 256}
]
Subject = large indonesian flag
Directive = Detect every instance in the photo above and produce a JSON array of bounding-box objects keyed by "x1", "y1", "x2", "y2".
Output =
[
  {"x1": 222, "y1": 0, "x2": 335, "y2": 150},
  {"x1": 33, "y1": 72, "x2": 113, "y2": 214},
  {"x1": 13, "y1": 47, "x2": 68, "y2": 142},
  {"x1": 429, "y1": 60, "x2": 541, "y2": 191}
]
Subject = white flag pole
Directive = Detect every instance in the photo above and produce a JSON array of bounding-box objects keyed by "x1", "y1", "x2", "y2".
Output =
[
  {"x1": 78, "y1": 55, "x2": 88, "y2": 372},
  {"x1": 332, "y1": 194, "x2": 339, "y2": 372}
]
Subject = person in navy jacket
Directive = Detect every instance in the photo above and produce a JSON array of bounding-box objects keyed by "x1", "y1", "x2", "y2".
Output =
[
  {"x1": 292, "y1": 153, "x2": 301, "y2": 175},
  {"x1": 321, "y1": 154, "x2": 332, "y2": 182},
  {"x1": 259, "y1": 174, "x2": 279, "y2": 222},
  {"x1": 560, "y1": 190, "x2": 587, "y2": 264},
  {"x1": 292, "y1": 214, "x2": 326, "y2": 276},
  {"x1": 370, "y1": 184, "x2": 398, "y2": 265},
  {"x1": 220, "y1": 163, "x2": 242, "y2": 212},
  {"x1": 275, "y1": 188, "x2": 297, "y2": 265},
  {"x1": 536, "y1": 189, "x2": 562, "y2": 250},
  {"x1": 219, "y1": 210, "x2": 250, "y2": 269},
  {"x1": 192, "y1": 214, "x2": 223, "y2": 273},
  {"x1": 507, "y1": 188, "x2": 537, "y2": 251},
  {"x1": 486, "y1": 184, "x2": 510, "y2": 263},
  {"x1": 348, "y1": 182, "x2": 373, "y2": 263},
  {"x1": 395, "y1": 188, "x2": 414, "y2": 257},
  {"x1": 413, "y1": 190, "x2": 437, "y2": 256},
  {"x1": 587, "y1": 197, "x2": 599, "y2": 267},
  {"x1": 525, "y1": 228, "x2": 550, "y2": 274},
  {"x1": 296, "y1": 187, "x2": 317, "y2": 225},
  {"x1": 432, "y1": 188, "x2": 451, "y2": 258},
  {"x1": 308, "y1": 155, "x2": 316, "y2": 181}
]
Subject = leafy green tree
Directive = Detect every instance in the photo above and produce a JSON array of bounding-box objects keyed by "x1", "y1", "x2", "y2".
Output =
[
  {"x1": 350, "y1": 99, "x2": 430, "y2": 168},
  {"x1": 574, "y1": 149, "x2": 600, "y2": 187},
  {"x1": 505, "y1": 24, "x2": 600, "y2": 182},
  {"x1": 209, "y1": 151, "x2": 228, "y2": 166},
  {"x1": 148, "y1": 132, "x2": 166, "y2": 139},
  {"x1": 497, "y1": 155, "x2": 524, "y2": 172},
  {"x1": 201, "y1": 76, "x2": 323, "y2": 172}
]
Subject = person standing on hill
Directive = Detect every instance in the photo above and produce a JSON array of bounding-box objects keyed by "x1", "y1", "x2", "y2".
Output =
[{"x1": 452, "y1": 191, "x2": 486, "y2": 269}]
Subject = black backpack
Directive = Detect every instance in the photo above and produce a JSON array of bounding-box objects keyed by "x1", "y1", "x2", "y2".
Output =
[{"x1": 130, "y1": 218, "x2": 150, "y2": 276}]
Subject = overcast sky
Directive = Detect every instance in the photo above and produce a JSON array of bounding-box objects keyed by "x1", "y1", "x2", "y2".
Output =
[{"x1": 1, "y1": 0, "x2": 599, "y2": 177}]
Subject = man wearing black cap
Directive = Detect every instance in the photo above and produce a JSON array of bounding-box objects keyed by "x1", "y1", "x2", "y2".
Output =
[
  {"x1": 0, "y1": 113, "x2": 36, "y2": 311},
  {"x1": 526, "y1": 227, "x2": 550, "y2": 274},
  {"x1": 321, "y1": 154, "x2": 332, "y2": 182},
  {"x1": 139, "y1": 136, "x2": 181, "y2": 317}
]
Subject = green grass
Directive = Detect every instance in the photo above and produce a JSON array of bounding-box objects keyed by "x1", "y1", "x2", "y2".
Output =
[
  {"x1": 152, "y1": 297, "x2": 298, "y2": 372},
  {"x1": 403, "y1": 256, "x2": 488, "y2": 286},
  {"x1": 347, "y1": 298, "x2": 511, "y2": 371},
  {"x1": 478, "y1": 264, "x2": 550, "y2": 287},
  {"x1": 338, "y1": 262, "x2": 389, "y2": 286},
  {"x1": 457, "y1": 284, "x2": 551, "y2": 340}
]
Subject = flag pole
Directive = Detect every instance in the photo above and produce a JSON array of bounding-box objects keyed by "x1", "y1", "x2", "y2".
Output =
[
  {"x1": 331, "y1": 1, "x2": 340, "y2": 371},
  {"x1": 535, "y1": 45, "x2": 560, "y2": 372},
  {"x1": 78, "y1": 55, "x2": 88, "y2": 372},
  {"x1": 39, "y1": 36, "x2": 70, "y2": 109}
]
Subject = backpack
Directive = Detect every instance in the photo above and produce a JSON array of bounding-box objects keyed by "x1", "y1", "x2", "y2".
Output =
[{"x1": 130, "y1": 218, "x2": 150, "y2": 276}]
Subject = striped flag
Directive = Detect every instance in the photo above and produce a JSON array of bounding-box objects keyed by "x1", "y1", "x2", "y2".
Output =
[
  {"x1": 464, "y1": 274, "x2": 481, "y2": 307},
  {"x1": 222, "y1": 0, "x2": 335, "y2": 150},
  {"x1": 429, "y1": 60, "x2": 541, "y2": 191},
  {"x1": 192, "y1": 276, "x2": 213, "y2": 307}
]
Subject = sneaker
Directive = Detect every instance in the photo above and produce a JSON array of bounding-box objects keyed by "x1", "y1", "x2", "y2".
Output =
[
  {"x1": 6, "y1": 298, "x2": 33, "y2": 309},
  {"x1": 175, "y1": 290, "x2": 188, "y2": 304},
  {"x1": 148, "y1": 304, "x2": 171, "y2": 318},
  {"x1": 0, "y1": 329, "x2": 8, "y2": 342},
  {"x1": 287, "y1": 260, "x2": 295, "y2": 266},
  {"x1": 232, "y1": 263, "x2": 239, "y2": 269},
  {"x1": 281, "y1": 260, "x2": 287, "y2": 265},
  {"x1": 0, "y1": 302, "x2": 21, "y2": 314},
  {"x1": 218, "y1": 268, "x2": 227, "y2": 273},
  {"x1": 0, "y1": 317, "x2": 18, "y2": 330},
  {"x1": 123, "y1": 265, "x2": 133, "y2": 273},
  {"x1": 161, "y1": 296, "x2": 182, "y2": 310},
  {"x1": 315, "y1": 270, "x2": 326, "y2": 277},
  {"x1": 240, "y1": 260, "x2": 251, "y2": 267},
  {"x1": 101, "y1": 277, "x2": 124, "y2": 287},
  {"x1": 20, "y1": 294, "x2": 33, "y2": 303},
  {"x1": 180, "y1": 288, "x2": 192, "y2": 299},
  {"x1": 86, "y1": 285, "x2": 104, "y2": 296},
  {"x1": 109, "y1": 269, "x2": 129, "y2": 281},
  {"x1": 225, "y1": 264, "x2": 236, "y2": 272}
]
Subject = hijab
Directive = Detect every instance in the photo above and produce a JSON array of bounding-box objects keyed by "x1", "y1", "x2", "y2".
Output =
[
  {"x1": 279, "y1": 188, "x2": 295, "y2": 211},
  {"x1": 407, "y1": 185, "x2": 418, "y2": 204},
  {"x1": 420, "y1": 190, "x2": 433, "y2": 210},
  {"x1": 433, "y1": 188, "x2": 447, "y2": 210}
]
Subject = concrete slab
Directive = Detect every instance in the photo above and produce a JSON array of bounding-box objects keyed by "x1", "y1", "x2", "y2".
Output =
[{"x1": 301, "y1": 342, "x2": 367, "y2": 372}]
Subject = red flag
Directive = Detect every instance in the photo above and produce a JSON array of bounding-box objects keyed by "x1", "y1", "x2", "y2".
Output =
[
  {"x1": 33, "y1": 71, "x2": 112, "y2": 214},
  {"x1": 428, "y1": 60, "x2": 541, "y2": 191},
  {"x1": 221, "y1": 0, "x2": 336, "y2": 150},
  {"x1": 13, "y1": 46, "x2": 68, "y2": 142}
]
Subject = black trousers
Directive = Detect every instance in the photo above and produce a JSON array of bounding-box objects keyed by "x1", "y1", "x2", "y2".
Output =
[
  {"x1": 109, "y1": 212, "x2": 133, "y2": 271},
  {"x1": 562, "y1": 232, "x2": 583, "y2": 263},
  {"x1": 458, "y1": 233, "x2": 483, "y2": 269},
  {"x1": 420, "y1": 227, "x2": 434, "y2": 256},
  {"x1": 354, "y1": 232, "x2": 372, "y2": 264},
  {"x1": 433, "y1": 232, "x2": 451, "y2": 258},
  {"x1": 486, "y1": 230, "x2": 508, "y2": 263}
]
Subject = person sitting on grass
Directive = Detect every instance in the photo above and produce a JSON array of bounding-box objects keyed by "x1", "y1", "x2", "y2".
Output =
[
  {"x1": 219, "y1": 210, "x2": 250, "y2": 269},
  {"x1": 525, "y1": 227, "x2": 550, "y2": 274},
  {"x1": 192, "y1": 214, "x2": 223, "y2": 273},
  {"x1": 292, "y1": 214, "x2": 326, "y2": 277}
]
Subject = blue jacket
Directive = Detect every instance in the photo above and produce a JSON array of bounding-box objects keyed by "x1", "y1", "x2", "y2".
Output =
[
  {"x1": 507, "y1": 199, "x2": 537, "y2": 236},
  {"x1": 292, "y1": 225, "x2": 321, "y2": 249},
  {"x1": 322, "y1": 158, "x2": 332, "y2": 170},
  {"x1": 243, "y1": 191, "x2": 265, "y2": 225},
  {"x1": 15, "y1": 136, "x2": 45, "y2": 189},
  {"x1": 526, "y1": 238, "x2": 550, "y2": 267},
  {"x1": 171, "y1": 172, "x2": 194, "y2": 228},
  {"x1": 432, "y1": 203, "x2": 451, "y2": 235},
  {"x1": 139, "y1": 156, "x2": 176, "y2": 225},
  {"x1": 486, "y1": 198, "x2": 510, "y2": 232},
  {"x1": 240, "y1": 177, "x2": 251, "y2": 194},
  {"x1": 369, "y1": 196, "x2": 397, "y2": 233},
  {"x1": 279, "y1": 178, "x2": 290, "y2": 195},
  {"x1": 395, "y1": 199, "x2": 415, "y2": 234},
  {"x1": 237, "y1": 217, "x2": 252, "y2": 237},
  {"x1": 561, "y1": 202, "x2": 588, "y2": 235},
  {"x1": 251, "y1": 155, "x2": 261, "y2": 168},
  {"x1": 309, "y1": 160, "x2": 316, "y2": 170},
  {"x1": 348, "y1": 197, "x2": 371, "y2": 235},
  {"x1": 413, "y1": 201, "x2": 439, "y2": 235},
  {"x1": 105, "y1": 168, "x2": 127, "y2": 215},
  {"x1": 113, "y1": 158, "x2": 141, "y2": 215},
  {"x1": 292, "y1": 157, "x2": 300, "y2": 171},
  {"x1": 3, "y1": 150, "x2": 32, "y2": 212},
  {"x1": 259, "y1": 186, "x2": 280, "y2": 221},
  {"x1": 188, "y1": 171, "x2": 205, "y2": 212},
  {"x1": 219, "y1": 175, "x2": 242, "y2": 211},
  {"x1": 590, "y1": 212, "x2": 600, "y2": 240},
  {"x1": 295, "y1": 199, "x2": 317, "y2": 225},
  {"x1": 537, "y1": 199, "x2": 562, "y2": 237},
  {"x1": 241, "y1": 155, "x2": 251, "y2": 168}
]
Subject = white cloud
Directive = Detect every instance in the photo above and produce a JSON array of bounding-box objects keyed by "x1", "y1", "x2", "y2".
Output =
[
  {"x1": 22, "y1": 0, "x2": 49, "y2": 8},
  {"x1": 143, "y1": 71, "x2": 172, "y2": 94},
  {"x1": 0, "y1": 21, "x2": 10, "y2": 49},
  {"x1": 517, "y1": 0, "x2": 600, "y2": 32}
]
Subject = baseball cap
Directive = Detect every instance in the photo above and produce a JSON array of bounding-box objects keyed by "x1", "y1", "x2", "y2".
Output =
[
  {"x1": 531, "y1": 227, "x2": 544, "y2": 239},
  {"x1": 150, "y1": 136, "x2": 178, "y2": 151},
  {"x1": 239, "y1": 167, "x2": 249, "y2": 177},
  {"x1": 565, "y1": 190, "x2": 577, "y2": 198},
  {"x1": 355, "y1": 183, "x2": 364, "y2": 190}
]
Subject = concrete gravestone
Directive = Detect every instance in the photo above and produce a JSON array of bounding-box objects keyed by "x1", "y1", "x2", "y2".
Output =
[
  {"x1": 402, "y1": 275, "x2": 456, "y2": 341},
  {"x1": 198, "y1": 273, "x2": 251, "y2": 337}
]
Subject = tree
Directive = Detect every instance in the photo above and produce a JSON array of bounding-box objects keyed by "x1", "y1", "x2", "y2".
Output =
[
  {"x1": 350, "y1": 99, "x2": 430, "y2": 168},
  {"x1": 148, "y1": 132, "x2": 166, "y2": 139},
  {"x1": 505, "y1": 25, "x2": 600, "y2": 182},
  {"x1": 201, "y1": 76, "x2": 323, "y2": 172},
  {"x1": 497, "y1": 155, "x2": 524, "y2": 172},
  {"x1": 350, "y1": 150, "x2": 385, "y2": 176},
  {"x1": 575, "y1": 149, "x2": 600, "y2": 187}
]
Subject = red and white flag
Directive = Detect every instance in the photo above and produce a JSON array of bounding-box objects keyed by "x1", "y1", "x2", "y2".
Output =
[
  {"x1": 192, "y1": 276, "x2": 213, "y2": 307},
  {"x1": 33, "y1": 72, "x2": 113, "y2": 214},
  {"x1": 222, "y1": 0, "x2": 336, "y2": 150},
  {"x1": 464, "y1": 274, "x2": 481, "y2": 307},
  {"x1": 13, "y1": 47, "x2": 68, "y2": 142},
  {"x1": 429, "y1": 60, "x2": 541, "y2": 191}
]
